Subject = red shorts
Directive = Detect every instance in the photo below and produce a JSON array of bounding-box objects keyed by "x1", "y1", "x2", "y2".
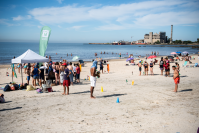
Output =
[
  {"x1": 63, "y1": 79, "x2": 70, "y2": 87},
  {"x1": 174, "y1": 77, "x2": 180, "y2": 84}
]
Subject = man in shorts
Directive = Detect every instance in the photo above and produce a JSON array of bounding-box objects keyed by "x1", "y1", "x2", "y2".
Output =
[
  {"x1": 172, "y1": 66, "x2": 180, "y2": 92},
  {"x1": 62, "y1": 63, "x2": 71, "y2": 95},
  {"x1": 100, "y1": 60, "x2": 103, "y2": 74},
  {"x1": 159, "y1": 57, "x2": 164, "y2": 75},
  {"x1": 138, "y1": 61, "x2": 142, "y2": 76},
  {"x1": 90, "y1": 60, "x2": 100, "y2": 99}
]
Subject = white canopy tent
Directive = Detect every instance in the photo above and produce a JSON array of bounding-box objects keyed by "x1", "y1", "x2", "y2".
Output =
[
  {"x1": 12, "y1": 49, "x2": 49, "y2": 63},
  {"x1": 11, "y1": 49, "x2": 49, "y2": 85}
]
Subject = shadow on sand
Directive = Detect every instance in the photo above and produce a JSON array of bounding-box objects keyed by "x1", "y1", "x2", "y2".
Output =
[
  {"x1": 0, "y1": 107, "x2": 22, "y2": 112},
  {"x1": 179, "y1": 89, "x2": 193, "y2": 92},
  {"x1": 71, "y1": 91, "x2": 90, "y2": 95},
  {"x1": 96, "y1": 93, "x2": 127, "y2": 98}
]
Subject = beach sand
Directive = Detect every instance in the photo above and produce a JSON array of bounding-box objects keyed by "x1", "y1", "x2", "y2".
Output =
[{"x1": 0, "y1": 55, "x2": 199, "y2": 133}]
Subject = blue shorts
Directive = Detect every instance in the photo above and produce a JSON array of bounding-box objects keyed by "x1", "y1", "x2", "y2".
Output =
[
  {"x1": 27, "y1": 76, "x2": 30, "y2": 81},
  {"x1": 76, "y1": 74, "x2": 80, "y2": 79},
  {"x1": 33, "y1": 75, "x2": 39, "y2": 79}
]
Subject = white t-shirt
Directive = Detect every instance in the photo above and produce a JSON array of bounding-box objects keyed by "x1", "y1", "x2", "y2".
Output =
[{"x1": 73, "y1": 66, "x2": 77, "y2": 72}]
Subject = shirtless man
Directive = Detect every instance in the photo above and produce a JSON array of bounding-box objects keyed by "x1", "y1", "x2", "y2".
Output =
[
  {"x1": 59, "y1": 62, "x2": 65, "y2": 85},
  {"x1": 90, "y1": 60, "x2": 100, "y2": 99},
  {"x1": 67, "y1": 62, "x2": 74, "y2": 86},
  {"x1": 138, "y1": 61, "x2": 142, "y2": 76},
  {"x1": 172, "y1": 66, "x2": 180, "y2": 92}
]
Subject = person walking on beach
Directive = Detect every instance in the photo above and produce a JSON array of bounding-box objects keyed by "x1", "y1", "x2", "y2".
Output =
[
  {"x1": 62, "y1": 63, "x2": 71, "y2": 95},
  {"x1": 67, "y1": 62, "x2": 74, "y2": 86},
  {"x1": 138, "y1": 61, "x2": 142, "y2": 76},
  {"x1": 149, "y1": 60, "x2": 154, "y2": 75},
  {"x1": 100, "y1": 60, "x2": 104, "y2": 74},
  {"x1": 172, "y1": 66, "x2": 180, "y2": 92},
  {"x1": 143, "y1": 61, "x2": 148, "y2": 75},
  {"x1": 76, "y1": 64, "x2": 80, "y2": 83},
  {"x1": 90, "y1": 61, "x2": 99, "y2": 99},
  {"x1": 159, "y1": 57, "x2": 164, "y2": 75}
]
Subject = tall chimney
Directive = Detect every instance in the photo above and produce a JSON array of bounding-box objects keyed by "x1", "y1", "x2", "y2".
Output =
[{"x1": 170, "y1": 25, "x2": 173, "y2": 43}]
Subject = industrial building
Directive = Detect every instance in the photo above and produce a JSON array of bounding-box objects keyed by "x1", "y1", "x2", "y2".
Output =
[{"x1": 144, "y1": 32, "x2": 167, "y2": 44}]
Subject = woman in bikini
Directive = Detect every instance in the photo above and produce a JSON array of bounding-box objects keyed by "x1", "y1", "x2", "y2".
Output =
[
  {"x1": 149, "y1": 60, "x2": 154, "y2": 76},
  {"x1": 143, "y1": 61, "x2": 148, "y2": 76},
  {"x1": 55, "y1": 62, "x2": 60, "y2": 85}
]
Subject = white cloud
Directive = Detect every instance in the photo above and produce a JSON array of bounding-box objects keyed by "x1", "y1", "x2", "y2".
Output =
[
  {"x1": 57, "y1": 0, "x2": 64, "y2": 4},
  {"x1": 13, "y1": 15, "x2": 32, "y2": 21},
  {"x1": 37, "y1": 26, "x2": 42, "y2": 29},
  {"x1": 26, "y1": 0, "x2": 199, "y2": 30},
  {"x1": 0, "y1": 19, "x2": 14, "y2": 26}
]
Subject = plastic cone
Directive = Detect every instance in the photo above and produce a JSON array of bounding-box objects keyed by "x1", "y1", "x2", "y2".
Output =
[
  {"x1": 101, "y1": 86, "x2": 103, "y2": 92},
  {"x1": 116, "y1": 97, "x2": 120, "y2": 103}
]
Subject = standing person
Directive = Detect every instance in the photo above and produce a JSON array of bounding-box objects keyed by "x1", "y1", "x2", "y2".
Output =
[
  {"x1": 26, "y1": 65, "x2": 30, "y2": 85},
  {"x1": 143, "y1": 61, "x2": 148, "y2": 75},
  {"x1": 149, "y1": 60, "x2": 154, "y2": 75},
  {"x1": 107, "y1": 64, "x2": 110, "y2": 73},
  {"x1": 18, "y1": 63, "x2": 20, "y2": 73},
  {"x1": 67, "y1": 62, "x2": 74, "y2": 86},
  {"x1": 73, "y1": 63, "x2": 77, "y2": 82},
  {"x1": 59, "y1": 62, "x2": 65, "y2": 86},
  {"x1": 172, "y1": 66, "x2": 180, "y2": 92},
  {"x1": 138, "y1": 61, "x2": 142, "y2": 76},
  {"x1": 166, "y1": 58, "x2": 170, "y2": 77},
  {"x1": 175, "y1": 62, "x2": 180, "y2": 72},
  {"x1": 62, "y1": 63, "x2": 71, "y2": 95},
  {"x1": 39, "y1": 65, "x2": 45, "y2": 88},
  {"x1": 76, "y1": 64, "x2": 80, "y2": 83},
  {"x1": 159, "y1": 57, "x2": 164, "y2": 75},
  {"x1": 119, "y1": 53, "x2": 121, "y2": 59},
  {"x1": 32, "y1": 65, "x2": 41, "y2": 88},
  {"x1": 55, "y1": 62, "x2": 60, "y2": 85},
  {"x1": 90, "y1": 61, "x2": 100, "y2": 99},
  {"x1": 163, "y1": 61, "x2": 169, "y2": 77},
  {"x1": 24, "y1": 63, "x2": 27, "y2": 74},
  {"x1": 100, "y1": 60, "x2": 104, "y2": 74}
]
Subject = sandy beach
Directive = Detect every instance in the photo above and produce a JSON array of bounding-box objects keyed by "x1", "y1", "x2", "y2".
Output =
[{"x1": 0, "y1": 55, "x2": 199, "y2": 133}]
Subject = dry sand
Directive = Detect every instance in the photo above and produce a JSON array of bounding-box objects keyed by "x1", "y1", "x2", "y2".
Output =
[{"x1": 0, "y1": 56, "x2": 199, "y2": 133}]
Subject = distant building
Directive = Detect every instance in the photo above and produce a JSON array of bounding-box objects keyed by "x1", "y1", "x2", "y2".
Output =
[
  {"x1": 144, "y1": 32, "x2": 166, "y2": 44},
  {"x1": 137, "y1": 39, "x2": 144, "y2": 43}
]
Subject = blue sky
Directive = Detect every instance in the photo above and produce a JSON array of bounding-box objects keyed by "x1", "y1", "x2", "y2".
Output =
[{"x1": 0, "y1": 0, "x2": 199, "y2": 43}]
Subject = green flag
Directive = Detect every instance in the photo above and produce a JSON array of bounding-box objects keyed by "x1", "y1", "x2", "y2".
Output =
[{"x1": 39, "y1": 26, "x2": 51, "y2": 57}]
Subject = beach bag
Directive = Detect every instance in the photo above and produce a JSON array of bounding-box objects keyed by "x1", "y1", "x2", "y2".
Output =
[
  {"x1": 4, "y1": 85, "x2": 11, "y2": 91},
  {"x1": 36, "y1": 88, "x2": 42, "y2": 93},
  {"x1": 26, "y1": 85, "x2": 35, "y2": 91},
  {"x1": 47, "y1": 87, "x2": 53, "y2": 92}
]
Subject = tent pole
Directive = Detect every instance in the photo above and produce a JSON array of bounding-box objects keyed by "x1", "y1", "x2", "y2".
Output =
[
  {"x1": 12, "y1": 64, "x2": 13, "y2": 83},
  {"x1": 21, "y1": 64, "x2": 23, "y2": 85}
]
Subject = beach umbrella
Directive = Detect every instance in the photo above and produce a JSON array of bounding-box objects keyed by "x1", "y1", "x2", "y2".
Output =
[
  {"x1": 176, "y1": 52, "x2": 181, "y2": 54},
  {"x1": 72, "y1": 56, "x2": 79, "y2": 61},
  {"x1": 171, "y1": 52, "x2": 177, "y2": 55},
  {"x1": 182, "y1": 51, "x2": 189, "y2": 54},
  {"x1": 148, "y1": 55, "x2": 157, "y2": 59},
  {"x1": 126, "y1": 58, "x2": 134, "y2": 62}
]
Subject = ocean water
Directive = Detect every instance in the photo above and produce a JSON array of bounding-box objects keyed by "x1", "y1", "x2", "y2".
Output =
[{"x1": 0, "y1": 42, "x2": 198, "y2": 64}]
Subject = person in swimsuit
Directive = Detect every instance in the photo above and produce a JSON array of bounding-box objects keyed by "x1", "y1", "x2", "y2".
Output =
[
  {"x1": 67, "y1": 62, "x2": 74, "y2": 86},
  {"x1": 55, "y1": 62, "x2": 60, "y2": 85},
  {"x1": 73, "y1": 63, "x2": 77, "y2": 82},
  {"x1": 149, "y1": 60, "x2": 154, "y2": 76},
  {"x1": 172, "y1": 66, "x2": 180, "y2": 92},
  {"x1": 159, "y1": 57, "x2": 164, "y2": 75},
  {"x1": 119, "y1": 53, "x2": 121, "y2": 59},
  {"x1": 59, "y1": 62, "x2": 65, "y2": 85},
  {"x1": 32, "y1": 64, "x2": 41, "y2": 88},
  {"x1": 100, "y1": 60, "x2": 104, "y2": 74},
  {"x1": 143, "y1": 61, "x2": 148, "y2": 75},
  {"x1": 138, "y1": 61, "x2": 142, "y2": 76}
]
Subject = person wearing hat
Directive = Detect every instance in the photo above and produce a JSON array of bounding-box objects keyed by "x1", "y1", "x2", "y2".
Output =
[
  {"x1": 90, "y1": 60, "x2": 100, "y2": 99},
  {"x1": 62, "y1": 63, "x2": 71, "y2": 95},
  {"x1": 138, "y1": 61, "x2": 142, "y2": 76}
]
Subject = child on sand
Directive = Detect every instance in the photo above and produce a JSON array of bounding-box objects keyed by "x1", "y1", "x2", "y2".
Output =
[
  {"x1": 172, "y1": 66, "x2": 180, "y2": 92},
  {"x1": 62, "y1": 63, "x2": 71, "y2": 95},
  {"x1": 143, "y1": 61, "x2": 148, "y2": 75},
  {"x1": 149, "y1": 60, "x2": 154, "y2": 75},
  {"x1": 138, "y1": 61, "x2": 142, "y2": 76}
]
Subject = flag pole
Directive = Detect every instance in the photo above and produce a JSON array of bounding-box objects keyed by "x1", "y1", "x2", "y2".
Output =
[{"x1": 12, "y1": 64, "x2": 13, "y2": 82}]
